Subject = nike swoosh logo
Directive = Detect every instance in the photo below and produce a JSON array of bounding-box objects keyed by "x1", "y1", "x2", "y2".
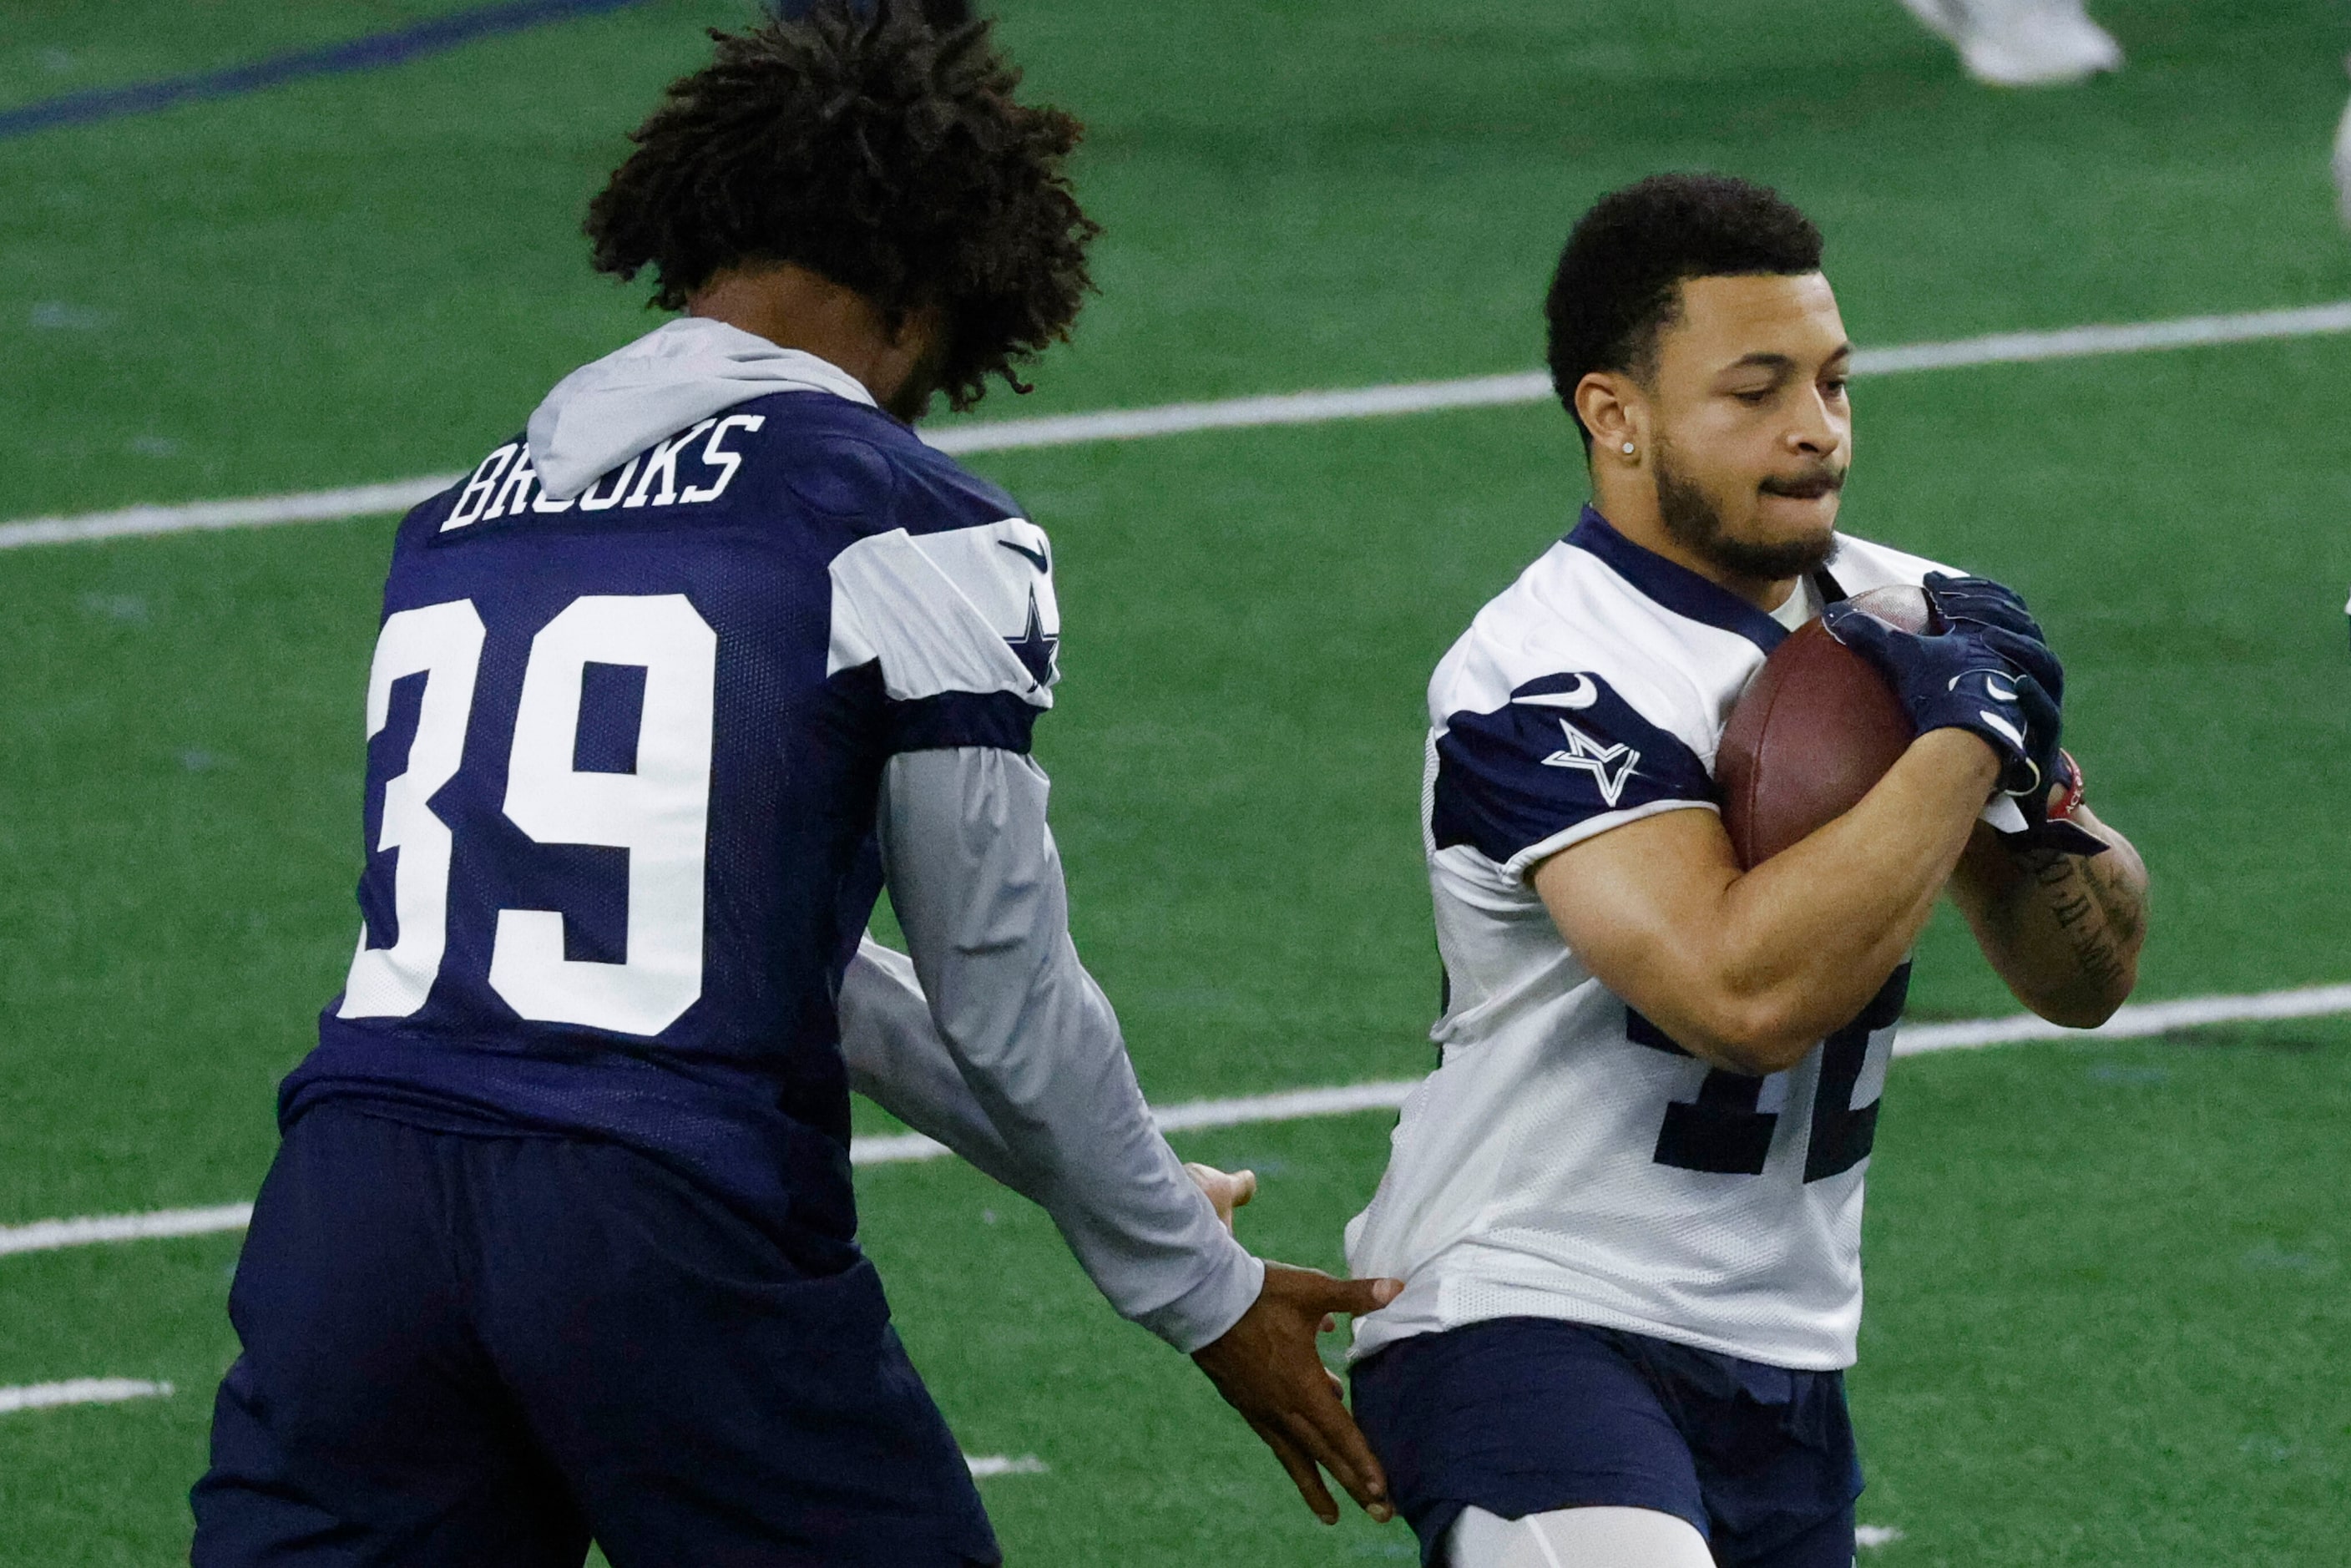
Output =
[
  {"x1": 1947, "y1": 669, "x2": 2018, "y2": 701},
  {"x1": 999, "y1": 539, "x2": 1049, "y2": 574},
  {"x1": 1514, "y1": 674, "x2": 1600, "y2": 711}
]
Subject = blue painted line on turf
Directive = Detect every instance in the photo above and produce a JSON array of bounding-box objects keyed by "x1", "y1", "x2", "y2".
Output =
[{"x1": 0, "y1": 0, "x2": 660, "y2": 143}]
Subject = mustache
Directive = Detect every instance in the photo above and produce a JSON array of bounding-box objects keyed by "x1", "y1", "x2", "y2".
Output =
[{"x1": 1757, "y1": 467, "x2": 1847, "y2": 500}]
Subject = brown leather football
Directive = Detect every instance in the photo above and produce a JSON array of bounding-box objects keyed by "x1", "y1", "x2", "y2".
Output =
[{"x1": 1716, "y1": 585, "x2": 1930, "y2": 869}]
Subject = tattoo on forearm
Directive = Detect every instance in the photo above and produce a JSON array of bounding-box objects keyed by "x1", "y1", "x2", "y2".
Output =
[
  {"x1": 2086, "y1": 853, "x2": 2147, "y2": 948},
  {"x1": 2016, "y1": 847, "x2": 2135, "y2": 993}
]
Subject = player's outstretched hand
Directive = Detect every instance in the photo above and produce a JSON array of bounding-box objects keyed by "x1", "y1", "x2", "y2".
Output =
[
  {"x1": 1192, "y1": 1263, "x2": 1403, "y2": 1526},
  {"x1": 1185, "y1": 1161, "x2": 1259, "y2": 1232}
]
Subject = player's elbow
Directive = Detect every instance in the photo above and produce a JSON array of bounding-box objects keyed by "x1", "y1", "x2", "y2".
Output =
[
  {"x1": 1686, "y1": 990, "x2": 1823, "y2": 1078},
  {"x1": 2039, "y1": 999, "x2": 2121, "y2": 1030},
  {"x1": 2026, "y1": 959, "x2": 2137, "y2": 1031}
]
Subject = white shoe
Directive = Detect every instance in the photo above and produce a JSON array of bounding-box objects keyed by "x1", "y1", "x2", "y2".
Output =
[
  {"x1": 2334, "y1": 61, "x2": 2351, "y2": 230},
  {"x1": 1901, "y1": 0, "x2": 2124, "y2": 87}
]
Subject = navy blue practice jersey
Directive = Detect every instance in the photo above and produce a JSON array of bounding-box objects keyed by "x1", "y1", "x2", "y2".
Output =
[{"x1": 282, "y1": 389, "x2": 1061, "y2": 1267}]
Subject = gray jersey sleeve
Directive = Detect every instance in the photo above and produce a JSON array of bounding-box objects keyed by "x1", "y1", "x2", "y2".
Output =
[
  {"x1": 870, "y1": 746, "x2": 1265, "y2": 1354},
  {"x1": 840, "y1": 935, "x2": 1026, "y2": 1191}
]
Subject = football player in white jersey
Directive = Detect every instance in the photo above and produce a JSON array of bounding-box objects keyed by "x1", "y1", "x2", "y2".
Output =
[{"x1": 1343, "y1": 175, "x2": 2151, "y2": 1568}]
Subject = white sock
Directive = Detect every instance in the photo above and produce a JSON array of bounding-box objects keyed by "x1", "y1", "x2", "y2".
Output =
[
  {"x1": 1444, "y1": 1505, "x2": 1716, "y2": 1568},
  {"x1": 1900, "y1": 0, "x2": 2124, "y2": 85}
]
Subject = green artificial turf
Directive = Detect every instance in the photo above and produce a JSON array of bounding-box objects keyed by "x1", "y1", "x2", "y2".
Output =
[
  {"x1": 0, "y1": 2, "x2": 535, "y2": 114},
  {"x1": 1851, "y1": 1022, "x2": 2351, "y2": 1567},
  {"x1": 5, "y1": 1, "x2": 2348, "y2": 519},
  {"x1": 3, "y1": 0, "x2": 2348, "y2": 1561}
]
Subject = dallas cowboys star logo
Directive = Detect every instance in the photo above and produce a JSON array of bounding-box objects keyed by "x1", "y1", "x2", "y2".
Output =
[
  {"x1": 1540, "y1": 720, "x2": 1640, "y2": 807},
  {"x1": 1005, "y1": 587, "x2": 1059, "y2": 687}
]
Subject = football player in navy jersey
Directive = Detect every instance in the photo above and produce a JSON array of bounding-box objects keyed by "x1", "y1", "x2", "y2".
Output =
[
  {"x1": 1343, "y1": 175, "x2": 2152, "y2": 1567},
  {"x1": 190, "y1": 13, "x2": 1398, "y2": 1565}
]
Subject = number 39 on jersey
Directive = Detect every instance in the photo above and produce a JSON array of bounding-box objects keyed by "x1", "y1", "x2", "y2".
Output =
[{"x1": 339, "y1": 594, "x2": 715, "y2": 1038}]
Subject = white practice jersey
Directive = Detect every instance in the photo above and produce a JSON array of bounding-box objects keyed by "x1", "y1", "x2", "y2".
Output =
[{"x1": 1346, "y1": 506, "x2": 1958, "y2": 1372}]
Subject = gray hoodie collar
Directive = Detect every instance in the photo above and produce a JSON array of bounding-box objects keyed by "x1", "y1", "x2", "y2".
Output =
[{"x1": 527, "y1": 317, "x2": 879, "y2": 500}]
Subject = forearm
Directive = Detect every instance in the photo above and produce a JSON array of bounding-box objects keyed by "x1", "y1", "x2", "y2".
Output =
[
  {"x1": 1950, "y1": 802, "x2": 2148, "y2": 1025},
  {"x1": 877, "y1": 746, "x2": 1264, "y2": 1353},
  {"x1": 1546, "y1": 730, "x2": 1998, "y2": 1073},
  {"x1": 839, "y1": 935, "x2": 1031, "y2": 1191},
  {"x1": 1708, "y1": 731, "x2": 2000, "y2": 1061}
]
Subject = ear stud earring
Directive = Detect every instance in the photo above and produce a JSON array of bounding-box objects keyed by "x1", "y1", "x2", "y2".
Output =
[{"x1": 1620, "y1": 441, "x2": 1636, "y2": 456}]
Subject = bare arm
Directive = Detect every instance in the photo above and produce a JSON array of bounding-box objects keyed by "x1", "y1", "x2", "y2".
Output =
[
  {"x1": 1532, "y1": 729, "x2": 2000, "y2": 1075},
  {"x1": 1947, "y1": 801, "x2": 2148, "y2": 1027}
]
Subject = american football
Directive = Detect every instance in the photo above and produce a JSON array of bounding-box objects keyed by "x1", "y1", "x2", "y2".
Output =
[{"x1": 1717, "y1": 585, "x2": 1930, "y2": 868}]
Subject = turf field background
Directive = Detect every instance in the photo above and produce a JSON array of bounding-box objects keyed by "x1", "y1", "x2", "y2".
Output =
[{"x1": 3, "y1": 0, "x2": 2348, "y2": 1562}]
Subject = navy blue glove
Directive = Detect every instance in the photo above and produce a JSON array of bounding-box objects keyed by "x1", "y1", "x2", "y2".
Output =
[
  {"x1": 1922, "y1": 572, "x2": 2065, "y2": 708},
  {"x1": 1917, "y1": 574, "x2": 2110, "y2": 852},
  {"x1": 1822, "y1": 599, "x2": 2057, "y2": 799}
]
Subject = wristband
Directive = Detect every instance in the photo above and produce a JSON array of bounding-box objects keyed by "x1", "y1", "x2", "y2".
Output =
[{"x1": 2048, "y1": 748, "x2": 2086, "y2": 822}]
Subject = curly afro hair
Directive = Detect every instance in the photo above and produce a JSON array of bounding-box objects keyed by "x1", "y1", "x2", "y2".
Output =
[
  {"x1": 586, "y1": 8, "x2": 1097, "y2": 412},
  {"x1": 1545, "y1": 174, "x2": 1823, "y2": 451}
]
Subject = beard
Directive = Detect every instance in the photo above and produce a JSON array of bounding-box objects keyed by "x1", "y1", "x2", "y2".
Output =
[{"x1": 1653, "y1": 439, "x2": 1841, "y2": 582}]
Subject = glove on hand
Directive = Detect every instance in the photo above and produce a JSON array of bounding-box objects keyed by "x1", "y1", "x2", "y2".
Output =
[
  {"x1": 1822, "y1": 598, "x2": 2058, "y2": 799},
  {"x1": 1922, "y1": 573, "x2": 2065, "y2": 707}
]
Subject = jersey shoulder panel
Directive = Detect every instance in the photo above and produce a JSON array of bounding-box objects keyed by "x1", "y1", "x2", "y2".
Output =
[
  {"x1": 1431, "y1": 542, "x2": 1755, "y2": 746},
  {"x1": 825, "y1": 519, "x2": 1058, "y2": 707},
  {"x1": 777, "y1": 407, "x2": 1059, "y2": 752},
  {"x1": 1425, "y1": 543, "x2": 1744, "y2": 877}
]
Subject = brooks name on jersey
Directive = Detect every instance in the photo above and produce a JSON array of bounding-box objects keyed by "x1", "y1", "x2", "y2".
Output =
[{"x1": 1346, "y1": 506, "x2": 1958, "y2": 1372}]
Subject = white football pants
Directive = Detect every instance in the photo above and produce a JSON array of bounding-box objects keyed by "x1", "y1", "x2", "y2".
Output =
[{"x1": 1443, "y1": 1505, "x2": 1717, "y2": 1568}]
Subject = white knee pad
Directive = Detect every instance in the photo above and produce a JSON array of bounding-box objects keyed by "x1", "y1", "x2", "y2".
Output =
[{"x1": 1444, "y1": 1504, "x2": 1716, "y2": 1568}]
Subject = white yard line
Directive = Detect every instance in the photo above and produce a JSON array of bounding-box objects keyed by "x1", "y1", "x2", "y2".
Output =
[
  {"x1": 1893, "y1": 981, "x2": 2351, "y2": 1052},
  {"x1": 933, "y1": 370, "x2": 1554, "y2": 455},
  {"x1": 0, "y1": 1378, "x2": 174, "y2": 1415},
  {"x1": 3, "y1": 982, "x2": 2343, "y2": 1257},
  {"x1": 5, "y1": 301, "x2": 2347, "y2": 552},
  {"x1": 0, "y1": 1201, "x2": 257, "y2": 1257},
  {"x1": 1856, "y1": 1525, "x2": 1905, "y2": 1549},
  {"x1": 964, "y1": 1454, "x2": 1049, "y2": 1478},
  {"x1": 0, "y1": 477, "x2": 463, "y2": 552}
]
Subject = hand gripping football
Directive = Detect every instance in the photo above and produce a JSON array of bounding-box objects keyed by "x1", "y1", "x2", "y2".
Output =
[{"x1": 1716, "y1": 586, "x2": 1927, "y2": 869}]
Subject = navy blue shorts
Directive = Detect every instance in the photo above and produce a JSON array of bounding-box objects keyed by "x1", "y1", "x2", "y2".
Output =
[
  {"x1": 1351, "y1": 1317, "x2": 1863, "y2": 1567},
  {"x1": 191, "y1": 1105, "x2": 998, "y2": 1568}
]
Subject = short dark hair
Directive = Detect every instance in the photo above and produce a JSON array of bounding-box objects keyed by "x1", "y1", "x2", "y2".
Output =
[
  {"x1": 585, "y1": 11, "x2": 1098, "y2": 412},
  {"x1": 1544, "y1": 174, "x2": 1823, "y2": 449}
]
